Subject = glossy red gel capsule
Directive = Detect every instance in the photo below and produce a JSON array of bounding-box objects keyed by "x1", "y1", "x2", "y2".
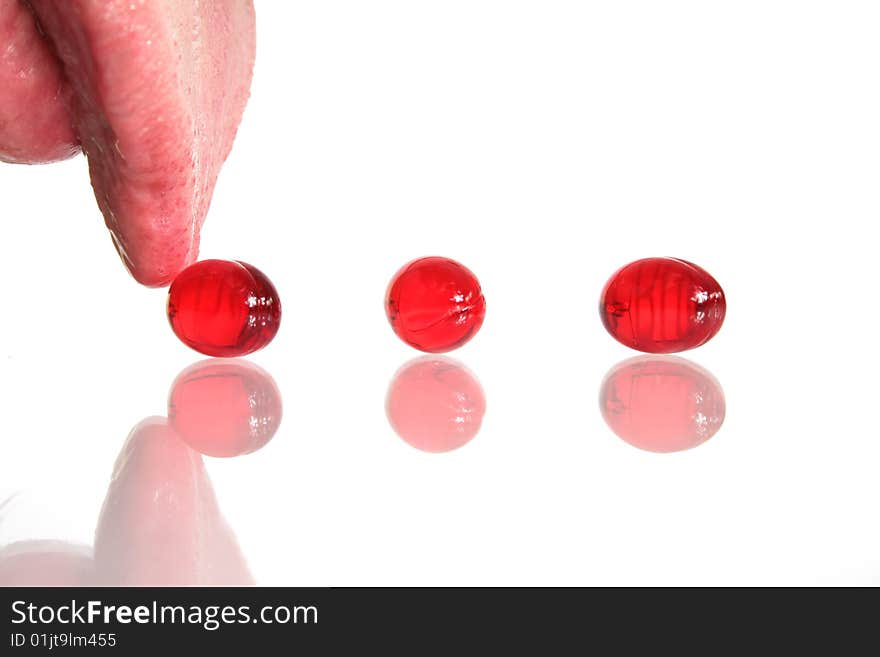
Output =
[
  {"x1": 167, "y1": 260, "x2": 281, "y2": 357},
  {"x1": 386, "y1": 257, "x2": 486, "y2": 353},
  {"x1": 600, "y1": 257, "x2": 725, "y2": 353}
]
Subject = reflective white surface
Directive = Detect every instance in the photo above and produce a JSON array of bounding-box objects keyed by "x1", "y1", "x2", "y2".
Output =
[{"x1": 2, "y1": 1, "x2": 879, "y2": 585}]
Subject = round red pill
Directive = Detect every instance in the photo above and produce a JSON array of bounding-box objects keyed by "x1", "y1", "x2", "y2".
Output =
[
  {"x1": 600, "y1": 356, "x2": 726, "y2": 453},
  {"x1": 386, "y1": 356, "x2": 486, "y2": 453},
  {"x1": 167, "y1": 260, "x2": 281, "y2": 357},
  {"x1": 386, "y1": 257, "x2": 486, "y2": 353},
  {"x1": 168, "y1": 359, "x2": 283, "y2": 458},
  {"x1": 600, "y1": 257, "x2": 725, "y2": 353}
]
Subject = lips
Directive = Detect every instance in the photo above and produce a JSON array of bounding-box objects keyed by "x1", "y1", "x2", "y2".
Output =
[
  {"x1": 0, "y1": 540, "x2": 93, "y2": 586},
  {"x1": 0, "y1": 0, "x2": 79, "y2": 163},
  {"x1": 0, "y1": 0, "x2": 256, "y2": 286}
]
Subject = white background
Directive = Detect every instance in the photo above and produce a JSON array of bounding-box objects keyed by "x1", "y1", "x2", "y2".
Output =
[{"x1": 1, "y1": 0, "x2": 879, "y2": 585}]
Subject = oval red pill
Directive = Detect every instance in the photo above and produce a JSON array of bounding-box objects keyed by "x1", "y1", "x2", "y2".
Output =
[
  {"x1": 167, "y1": 260, "x2": 281, "y2": 357},
  {"x1": 600, "y1": 257, "x2": 725, "y2": 353},
  {"x1": 386, "y1": 256, "x2": 486, "y2": 353}
]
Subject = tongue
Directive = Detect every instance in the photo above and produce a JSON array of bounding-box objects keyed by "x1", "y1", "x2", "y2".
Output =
[{"x1": 2, "y1": 0, "x2": 255, "y2": 286}]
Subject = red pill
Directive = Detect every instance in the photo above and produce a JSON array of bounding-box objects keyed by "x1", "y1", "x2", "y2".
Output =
[
  {"x1": 386, "y1": 257, "x2": 486, "y2": 353},
  {"x1": 600, "y1": 356, "x2": 726, "y2": 453},
  {"x1": 600, "y1": 257, "x2": 725, "y2": 353},
  {"x1": 168, "y1": 359, "x2": 283, "y2": 458},
  {"x1": 167, "y1": 260, "x2": 281, "y2": 357}
]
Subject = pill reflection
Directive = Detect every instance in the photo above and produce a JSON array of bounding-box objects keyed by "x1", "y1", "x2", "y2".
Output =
[
  {"x1": 386, "y1": 356, "x2": 486, "y2": 453},
  {"x1": 168, "y1": 358, "x2": 283, "y2": 458},
  {"x1": 599, "y1": 356, "x2": 726, "y2": 453}
]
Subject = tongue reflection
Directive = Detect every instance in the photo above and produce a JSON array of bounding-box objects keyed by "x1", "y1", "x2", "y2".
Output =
[
  {"x1": 93, "y1": 417, "x2": 254, "y2": 586},
  {"x1": 0, "y1": 357, "x2": 281, "y2": 586}
]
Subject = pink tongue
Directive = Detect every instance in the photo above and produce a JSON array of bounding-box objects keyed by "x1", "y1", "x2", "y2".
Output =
[{"x1": 2, "y1": 0, "x2": 255, "y2": 286}]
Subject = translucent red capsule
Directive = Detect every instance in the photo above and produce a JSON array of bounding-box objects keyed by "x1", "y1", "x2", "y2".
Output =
[
  {"x1": 386, "y1": 356, "x2": 486, "y2": 453},
  {"x1": 167, "y1": 260, "x2": 281, "y2": 357},
  {"x1": 600, "y1": 257, "x2": 725, "y2": 353},
  {"x1": 168, "y1": 359, "x2": 283, "y2": 458},
  {"x1": 386, "y1": 257, "x2": 486, "y2": 353},
  {"x1": 600, "y1": 356, "x2": 726, "y2": 453}
]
